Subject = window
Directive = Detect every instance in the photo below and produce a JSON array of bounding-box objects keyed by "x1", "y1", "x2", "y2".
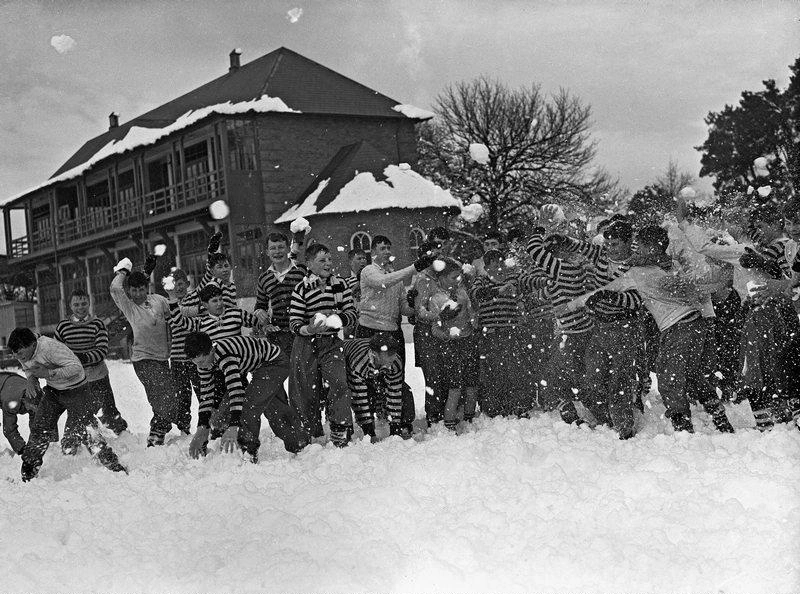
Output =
[
  {"x1": 350, "y1": 231, "x2": 371, "y2": 254},
  {"x1": 227, "y1": 119, "x2": 258, "y2": 171},
  {"x1": 184, "y1": 140, "x2": 209, "y2": 180},
  {"x1": 89, "y1": 255, "x2": 115, "y2": 316},
  {"x1": 86, "y1": 180, "x2": 110, "y2": 209},
  {"x1": 409, "y1": 227, "x2": 425, "y2": 256}
]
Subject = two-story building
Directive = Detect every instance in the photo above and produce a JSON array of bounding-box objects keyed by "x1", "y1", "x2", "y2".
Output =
[{"x1": 1, "y1": 47, "x2": 459, "y2": 334}]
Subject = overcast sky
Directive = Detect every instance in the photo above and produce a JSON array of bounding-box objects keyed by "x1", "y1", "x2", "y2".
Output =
[{"x1": 0, "y1": 0, "x2": 798, "y2": 208}]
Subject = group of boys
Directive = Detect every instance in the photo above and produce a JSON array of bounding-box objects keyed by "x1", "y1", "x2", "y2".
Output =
[{"x1": 5, "y1": 195, "x2": 799, "y2": 480}]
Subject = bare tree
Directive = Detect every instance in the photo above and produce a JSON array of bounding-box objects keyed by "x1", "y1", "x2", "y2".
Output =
[
  {"x1": 655, "y1": 159, "x2": 695, "y2": 198},
  {"x1": 417, "y1": 76, "x2": 624, "y2": 232}
]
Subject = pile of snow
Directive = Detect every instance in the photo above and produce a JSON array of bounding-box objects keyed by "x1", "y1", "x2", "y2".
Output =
[
  {"x1": 1, "y1": 355, "x2": 798, "y2": 593},
  {"x1": 392, "y1": 104, "x2": 435, "y2": 120},
  {"x1": 275, "y1": 165, "x2": 461, "y2": 223},
  {"x1": 3, "y1": 95, "x2": 299, "y2": 206}
]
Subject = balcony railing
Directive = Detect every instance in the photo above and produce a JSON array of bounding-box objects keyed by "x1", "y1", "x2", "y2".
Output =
[{"x1": 14, "y1": 169, "x2": 226, "y2": 255}]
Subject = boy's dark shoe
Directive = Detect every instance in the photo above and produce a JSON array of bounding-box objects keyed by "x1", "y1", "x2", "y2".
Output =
[{"x1": 669, "y1": 413, "x2": 694, "y2": 433}]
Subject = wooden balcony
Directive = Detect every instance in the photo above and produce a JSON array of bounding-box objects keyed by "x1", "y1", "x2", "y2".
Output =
[{"x1": 12, "y1": 169, "x2": 226, "y2": 259}]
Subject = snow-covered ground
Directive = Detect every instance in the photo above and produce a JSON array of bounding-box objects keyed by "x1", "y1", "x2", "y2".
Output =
[{"x1": 1, "y1": 351, "x2": 799, "y2": 594}]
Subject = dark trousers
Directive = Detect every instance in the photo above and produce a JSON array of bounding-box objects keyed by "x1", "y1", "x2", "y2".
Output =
[
  {"x1": 656, "y1": 316, "x2": 721, "y2": 419},
  {"x1": 238, "y1": 355, "x2": 310, "y2": 456},
  {"x1": 21, "y1": 384, "x2": 120, "y2": 478},
  {"x1": 289, "y1": 335, "x2": 352, "y2": 437},
  {"x1": 413, "y1": 323, "x2": 445, "y2": 423},
  {"x1": 355, "y1": 325, "x2": 407, "y2": 367},
  {"x1": 580, "y1": 318, "x2": 640, "y2": 432},
  {"x1": 132, "y1": 359, "x2": 180, "y2": 442},
  {"x1": 88, "y1": 375, "x2": 128, "y2": 434},
  {"x1": 712, "y1": 290, "x2": 742, "y2": 400},
  {"x1": 514, "y1": 316, "x2": 554, "y2": 408},
  {"x1": 539, "y1": 331, "x2": 591, "y2": 411},
  {"x1": 171, "y1": 359, "x2": 199, "y2": 429},
  {"x1": 479, "y1": 327, "x2": 533, "y2": 417}
]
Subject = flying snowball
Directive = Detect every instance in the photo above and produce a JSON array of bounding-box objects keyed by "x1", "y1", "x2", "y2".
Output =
[
  {"x1": 7, "y1": 399, "x2": 19, "y2": 411},
  {"x1": 449, "y1": 327, "x2": 461, "y2": 338},
  {"x1": 460, "y1": 203, "x2": 484, "y2": 223},
  {"x1": 154, "y1": 243, "x2": 167, "y2": 257},
  {"x1": 162, "y1": 276, "x2": 175, "y2": 291},
  {"x1": 747, "y1": 186, "x2": 754, "y2": 195},
  {"x1": 290, "y1": 217, "x2": 311, "y2": 234},
  {"x1": 325, "y1": 314, "x2": 343, "y2": 329},
  {"x1": 462, "y1": 263, "x2": 475, "y2": 275},
  {"x1": 209, "y1": 200, "x2": 230, "y2": 220},
  {"x1": 432, "y1": 259, "x2": 446, "y2": 272},
  {"x1": 286, "y1": 7, "x2": 303, "y2": 23},
  {"x1": 757, "y1": 185, "x2": 772, "y2": 198},
  {"x1": 50, "y1": 34, "x2": 76, "y2": 54},
  {"x1": 468, "y1": 143, "x2": 490, "y2": 165},
  {"x1": 336, "y1": 246, "x2": 345, "y2": 252},
  {"x1": 504, "y1": 257, "x2": 517, "y2": 268},
  {"x1": 678, "y1": 187, "x2": 696, "y2": 200}
]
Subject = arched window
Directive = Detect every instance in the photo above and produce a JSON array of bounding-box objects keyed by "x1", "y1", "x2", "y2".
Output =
[
  {"x1": 350, "y1": 231, "x2": 371, "y2": 254},
  {"x1": 409, "y1": 227, "x2": 425, "y2": 256}
]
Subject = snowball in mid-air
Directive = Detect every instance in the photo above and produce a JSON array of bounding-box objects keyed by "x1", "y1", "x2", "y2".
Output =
[
  {"x1": 154, "y1": 244, "x2": 167, "y2": 257},
  {"x1": 678, "y1": 187, "x2": 696, "y2": 200},
  {"x1": 753, "y1": 157, "x2": 768, "y2": 169},
  {"x1": 7, "y1": 399, "x2": 19, "y2": 411},
  {"x1": 209, "y1": 200, "x2": 230, "y2": 220},
  {"x1": 162, "y1": 276, "x2": 175, "y2": 291},
  {"x1": 286, "y1": 7, "x2": 303, "y2": 22},
  {"x1": 51, "y1": 34, "x2": 76, "y2": 54},
  {"x1": 747, "y1": 185, "x2": 754, "y2": 195},
  {"x1": 460, "y1": 203, "x2": 484, "y2": 223},
  {"x1": 462, "y1": 263, "x2": 475, "y2": 275},
  {"x1": 504, "y1": 257, "x2": 517, "y2": 268},
  {"x1": 290, "y1": 217, "x2": 311, "y2": 234},
  {"x1": 468, "y1": 143, "x2": 490, "y2": 165},
  {"x1": 449, "y1": 327, "x2": 461, "y2": 338},
  {"x1": 757, "y1": 185, "x2": 772, "y2": 197},
  {"x1": 325, "y1": 314, "x2": 343, "y2": 329},
  {"x1": 432, "y1": 259, "x2": 446, "y2": 272}
]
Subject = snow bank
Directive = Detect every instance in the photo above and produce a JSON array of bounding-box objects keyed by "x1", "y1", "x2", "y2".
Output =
[
  {"x1": 392, "y1": 104, "x2": 435, "y2": 120},
  {"x1": 0, "y1": 358, "x2": 798, "y2": 594},
  {"x1": 275, "y1": 165, "x2": 461, "y2": 223},
  {"x1": 2, "y1": 95, "x2": 299, "y2": 206}
]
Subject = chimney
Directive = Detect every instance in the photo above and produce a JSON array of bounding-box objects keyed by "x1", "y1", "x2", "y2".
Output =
[
  {"x1": 229, "y1": 48, "x2": 241, "y2": 72},
  {"x1": 108, "y1": 112, "x2": 119, "y2": 130}
]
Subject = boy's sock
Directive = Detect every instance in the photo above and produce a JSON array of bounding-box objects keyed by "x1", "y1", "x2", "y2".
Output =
[
  {"x1": 704, "y1": 401, "x2": 734, "y2": 433},
  {"x1": 752, "y1": 408, "x2": 775, "y2": 432},
  {"x1": 329, "y1": 422, "x2": 353, "y2": 448},
  {"x1": 444, "y1": 419, "x2": 458, "y2": 431}
]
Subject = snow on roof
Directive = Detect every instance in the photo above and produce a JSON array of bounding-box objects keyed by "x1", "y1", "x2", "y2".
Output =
[
  {"x1": 2, "y1": 94, "x2": 299, "y2": 206},
  {"x1": 392, "y1": 104, "x2": 434, "y2": 120},
  {"x1": 275, "y1": 164, "x2": 460, "y2": 223}
]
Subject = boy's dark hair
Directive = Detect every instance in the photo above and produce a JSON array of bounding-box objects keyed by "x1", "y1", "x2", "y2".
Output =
[
  {"x1": 368, "y1": 332, "x2": 401, "y2": 357},
  {"x1": 69, "y1": 288, "x2": 89, "y2": 300},
  {"x1": 267, "y1": 232, "x2": 289, "y2": 246},
  {"x1": 184, "y1": 331, "x2": 213, "y2": 359},
  {"x1": 127, "y1": 271, "x2": 150, "y2": 288},
  {"x1": 305, "y1": 243, "x2": 330, "y2": 261},
  {"x1": 348, "y1": 248, "x2": 367, "y2": 261},
  {"x1": 637, "y1": 226, "x2": 670, "y2": 253},
  {"x1": 8, "y1": 327, "x2": 37, "y2": 353},
  {"x1": 172, "y1": 268, "x2": 188, "y2": 283},
  {"x1": 749, "y1": 203, "x2": 784, "y2": 227},
  {"x1": 198, "y1": 284, "x2": 223, "y2": 303},
  {"x1": 208, "y1": 252, "x2": 230, "y2": 268},
  {"x1": 371, "y1": 235, "x2": 392, "y2": 250},
  {"x1": 603, "y1": 220, "x2": 633, "y2": 243},
  {"x1": 506, "y1": 228, "x2": 525, "y2": 244},
  {"x1": 483, "y1": 230, "x2": 505, "y2": 244},
  {"x1": 596, "y1": 218, "x2": 611, "y2": 232},
  {"x1": 483, "y1": 249, "x2": 503, "y2": 266},
  {"x1": 417, "y1": 240, "x2": 435, "y2": 256},
  {"x1": 432, "y1": 257, "x2": 462, "y2": 278},
  {"x1": 428, "y1": 226, "x2": 450, "y2": 242}
]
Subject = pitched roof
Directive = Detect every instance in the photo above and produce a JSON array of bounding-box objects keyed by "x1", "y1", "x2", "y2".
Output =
[
  {"x1": 276, "y1": 144, "x2": 461, "y2": 223},
  {"x1": 52, "y1": 47, "x2": 422, "y2": 179}
]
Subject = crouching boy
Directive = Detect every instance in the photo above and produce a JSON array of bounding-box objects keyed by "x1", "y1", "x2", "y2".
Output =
[
  {"x1": 185, "y1": 332, "x2": 309, "y2": 461},
  {"x1": 8, "y1": 328, "x2": 126, "y2": 481},
  {"x1": 1, "y1": 371, "x2": 58, "y2": 455}
]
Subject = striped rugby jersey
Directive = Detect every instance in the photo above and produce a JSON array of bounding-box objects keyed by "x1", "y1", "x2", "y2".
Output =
[
  {"x1": 169, "y1": 291, "x2": 203, "y2": 361},
  {"x1": 343, "y1": 338, "x2": 403, "y2": 424},
  {"x1": 254, "y1": 263, "x2": 307, "y2": 330},
  {"x1": 196, "y1": 336, "x2": 281, "y2": 428},
  {"x1": 760, "y1": 237, "x2": 793, "y2": 278},
  {"x1": 561, "y1": 238, "x2": 642, "y2": 319},
  {"x1": 168, "y1": 302, "x2": 258, "y2": 341},
  {"x1": 288, "y1": 274, "x2": 358, "y2": 335},
  {"x1": 523, "y1": 231, "x2": 594, "y2": 334},
  {"x1": 54, "y1": 315, "x2": 109, "y2": 366},
  {"x1": 470, "y1": 275, "x2": 522, "y2": 329}
]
